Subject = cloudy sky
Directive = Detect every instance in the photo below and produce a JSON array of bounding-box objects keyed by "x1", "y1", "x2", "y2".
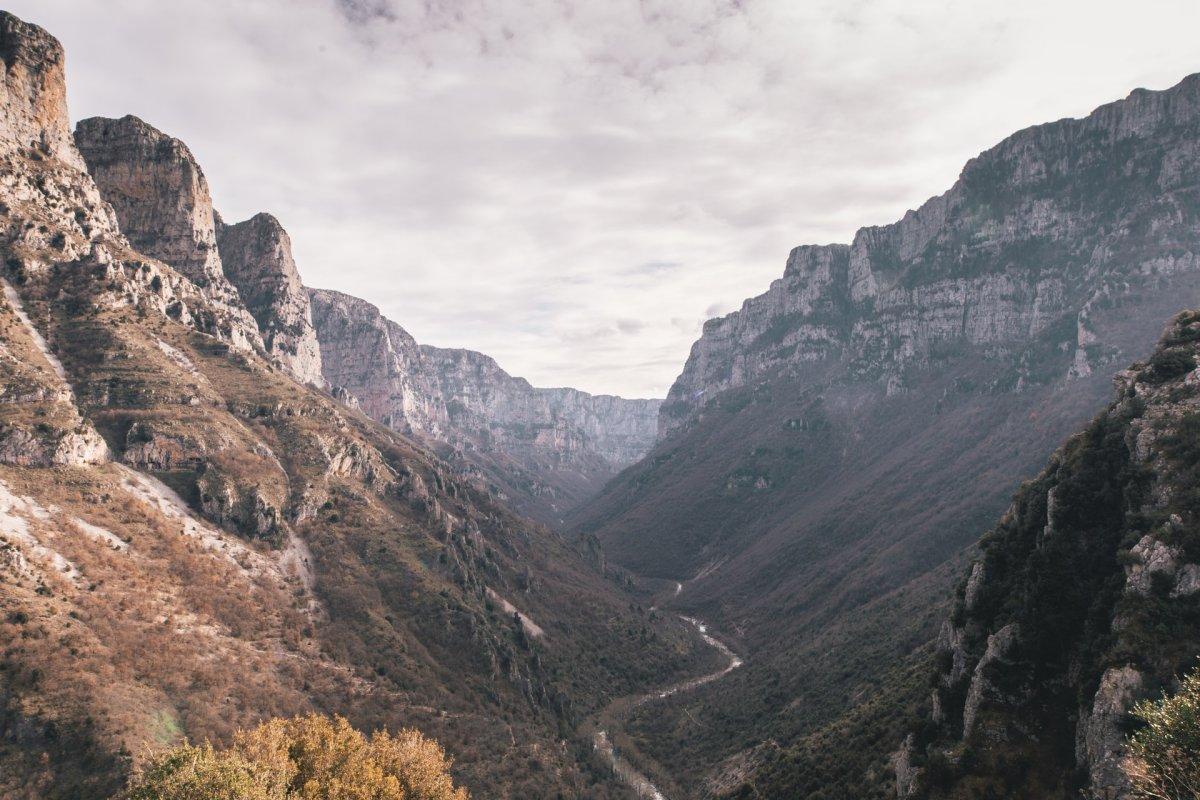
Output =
[{"x1": 10, "y1": 1, "x2": 1200, "y2": 396}]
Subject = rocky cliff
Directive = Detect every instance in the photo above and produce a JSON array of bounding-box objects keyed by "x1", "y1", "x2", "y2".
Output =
[
  {"x1": 216, "y1": 212, "x2": 324, "y2": 385},
  {"x1": 309, "y1": 288, "x2": 660, "y2": 524},
  {"x1": 662, "y1": 72, "x2": 1200, "y2": 435},
  {"x1": 72, "y1": 115, "x2": 259, "y2": 342},
  {"x1": 897, "y1": 311, "x2": 1200, "y2": 800},
  {"x1": 0, "y1": 12, "x2": 708, "y2": 799},
  {"x1": 421, "y1": 345, "x2": 662, "y2": 468},
  {"x1": 572, "y1": 73, "x2": 1200, "y2": 798},
  {"x1": 74, "y1": 115, "x2": 329, "y2": 386}
]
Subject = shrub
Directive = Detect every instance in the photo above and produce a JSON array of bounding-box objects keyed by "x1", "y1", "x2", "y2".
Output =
[
  {"x1": 123, "y1": 742, "x2": 283, "y2": 800},
  {"x1": 122, "y1": 714, "x2": 468, "y2": 800},
  {"x1": 1146, "y1": 348, "x2": 1197, "y2": 384},
  {"x1": 1125, "y1": 665, "x2": 1200, "y2": 799}
]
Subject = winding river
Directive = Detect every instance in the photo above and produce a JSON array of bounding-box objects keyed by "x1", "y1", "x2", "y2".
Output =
[{"x1": 592, "y1": 614, "x2": 743, "y2": 800}]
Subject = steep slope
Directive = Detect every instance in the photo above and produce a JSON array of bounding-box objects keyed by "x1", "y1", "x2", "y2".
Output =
[
  {"x1": 71, "y1": 114, "x2": 261, "y2": 349},
  {"x1": 0, "y1": 12, "x2": 711, "y2": 799},
  {"x1": 215, "y1": 211, "x2": 324, "y2": 385},
  {"x1": 309, "y1": 288, "x2": 660, "y2": 525},
  {"x1": 572, "y1": 73, "x2": 1200, "y2": 796},
  {"x1": 74, "y1": 115, "x2": 327, "y2": 387},
  {"x1": 894, "y1": 310, "x2": 1200, "y2": 800}
]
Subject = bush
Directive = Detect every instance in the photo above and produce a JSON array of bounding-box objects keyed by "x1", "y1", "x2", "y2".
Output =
[
  {"x1": 123, "y1": 742, "x2": 282, "y2": 800},
  {"x1": 1125, "y1": 665, "x2": 1200, "y2": 799},
  {"x1": 1146, "y1": 348, "x2": 1197, "y2": 384},
  {"x1": 122, "y1": 714, "x2": 468, "y2": 800}
]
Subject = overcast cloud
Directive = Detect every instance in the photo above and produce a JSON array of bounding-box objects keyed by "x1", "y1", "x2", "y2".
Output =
[{"x1": 8, "y1": 0, "x2": 1200, "y2": 396}]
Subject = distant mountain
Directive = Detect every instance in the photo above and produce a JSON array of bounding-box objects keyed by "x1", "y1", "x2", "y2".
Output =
[
  {"x1": 0, "y1": 12, "x2": 705, "y2": 799},
  {"x1": 572, "y1": 72, "x2": 1200, "y2": 796},
  {"x1": 309, "y1": 288, "x2": 661, "y2": 526},
  {"x1": 896, "y1": 309, "x2": 1200, "y2": 799},
  {"x1": 71, "y1": 117, "x2": 661, "y2": 533}
]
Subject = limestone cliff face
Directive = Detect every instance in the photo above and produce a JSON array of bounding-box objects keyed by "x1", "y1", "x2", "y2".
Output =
[
  {"x1": 308, "y1": 288, "x2": 448, "y2": 436},
  {"x1": 308, "y1": 289, "x2": 660, "y2": 522},
  {"x1": 900, "y1": 311, "x2": 1200, "y2": 799},
  {"x1": 73, "y1": 115, "x2": 263, "y2": 351},
  {"x1": 662, "y1": 73, "x2": 1200, "y2": 435},
  {"x1": 420, "y1": 346, "x2": 662, "y2": 468},
  {"x1": 216, "y1": 213, "x2": 323, "y2": 385},
  {"x1": 0, "y1": 11, "x2": 82, "y2": 171}
]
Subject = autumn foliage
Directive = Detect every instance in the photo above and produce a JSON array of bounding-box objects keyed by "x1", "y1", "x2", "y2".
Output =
[{"x1": 122, "y1": 714, "x2": 468, "y2": 800}]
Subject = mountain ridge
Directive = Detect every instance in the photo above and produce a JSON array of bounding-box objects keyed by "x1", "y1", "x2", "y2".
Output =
[
  {"x1": 0, "y1": 11, "x2": 704, "y2": 798},
  {"x1": 309, "y1": 286, "x2": 661, "y2": 525},
  {"x1": 574, "y1": 67, "x2": 1200, "y2": 798}
]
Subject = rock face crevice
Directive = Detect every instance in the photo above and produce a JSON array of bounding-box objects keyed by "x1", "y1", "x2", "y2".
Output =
[{"x1": 309, "y1": 288, "x2": 660, "y2": 523}]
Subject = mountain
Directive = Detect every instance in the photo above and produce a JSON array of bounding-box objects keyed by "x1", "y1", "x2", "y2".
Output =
[
  {"x1": 571, "y1": 73, "x2": 1200, "y2": 796},
  {"x1": 895, "y1": 309, "x2": 1200, "y2": 799},
  {"x1": 309, "y1": 288, "x2": 661, "y2": 525},
  {"x1": 0, "y1": 12, "x2": 711, "y2": 799}
]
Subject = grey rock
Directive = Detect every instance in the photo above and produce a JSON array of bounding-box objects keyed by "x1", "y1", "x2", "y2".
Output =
[
  {"x1": 662, "y1": 74, "x2": 1200, "y2": 436},
  {"x1": 73, "y1": 115, "x2": 263, "y2": 351},
  {"x1": 1078, "y1": 665, "x2": 1144, "y2": 800},
  {"x1": 216, "y1": 212, "x2": 323, "y2": 385},
  {"x1": 962, "y1": 623, "x2": 1020, "y2": 738},
  {"x1": 309, "y1": 288, "x2": 660, "y2": 521},
  {"x1": 0, "y1": 12, "x2": 84, "y2": 170}
]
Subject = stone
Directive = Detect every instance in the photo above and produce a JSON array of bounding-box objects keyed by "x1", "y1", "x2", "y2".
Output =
[
  {"x1": 73, "y1": 115, "x2": 263, "y2": 350},
  {"x1": 962, "y1": 623, "x2": 1020, "y2": 738},
  {"x1": 216, "y1": 212, "x2": 323, "y2": 385},
  {"x1": 309, "y1": 288, "x2": 660, "y2": 521},
  {"x1": 0, "y1": 12, "x2": 84, "y2": 170},
  {"x1": 1126, "y1": 534, "x2": 1180, "y2": 595},
  {"x1": 1077, "y1": 665, "x2": 1145, "y2": 800}
]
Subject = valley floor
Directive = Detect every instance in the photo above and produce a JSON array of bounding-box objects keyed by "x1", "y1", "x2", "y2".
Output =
[{"x1": 589, "y1": 586, "x2": 743, "y2": 799}]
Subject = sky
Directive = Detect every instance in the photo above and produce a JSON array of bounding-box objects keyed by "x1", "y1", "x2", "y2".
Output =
[{"x1": 9, "y1": 1, "x2": 1200, "y2": 397}]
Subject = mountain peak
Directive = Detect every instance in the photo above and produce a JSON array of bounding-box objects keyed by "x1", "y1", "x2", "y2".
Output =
[{"x1": 0, "y1": 11, "x2": 83, "y2": 170}]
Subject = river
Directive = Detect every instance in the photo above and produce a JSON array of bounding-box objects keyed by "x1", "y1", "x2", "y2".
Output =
[{"x1": 593, "y1": 614, "x2": 743, "y2": 799}]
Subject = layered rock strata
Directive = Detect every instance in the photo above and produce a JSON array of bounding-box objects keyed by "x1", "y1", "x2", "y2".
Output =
[
  {"x1": 662, "y1": 73, "x2": 1200, "y2": 435},
  {"x1": 309, "y1": 289, "x2": 660, "y2": 522},
  {"x1": 216, "y1": 212, "x2": 323, "y2": 385}
]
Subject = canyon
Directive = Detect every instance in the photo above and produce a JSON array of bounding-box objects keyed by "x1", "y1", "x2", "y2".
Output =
[
  {"x1": 0, "y1": 11, "x2": 696, "y2": 799},
  {"x1": 3, "y1": 6, "x2": 1200, "y2": 800},
  {"x1": 308, "y1": 288, "x2": 660, "y2": 525},
  {"x1": 574, "y1": 70, "x2": 1200, "y2": 798}
]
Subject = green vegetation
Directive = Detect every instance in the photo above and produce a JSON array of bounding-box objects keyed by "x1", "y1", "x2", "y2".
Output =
[{"x1": 1126, "y1": 665, "x2": 1200, "y2": 800}]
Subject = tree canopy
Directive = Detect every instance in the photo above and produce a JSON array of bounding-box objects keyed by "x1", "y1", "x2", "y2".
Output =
[{"x1": 122, "y1": 714, "x2": 468, "y2": 800}]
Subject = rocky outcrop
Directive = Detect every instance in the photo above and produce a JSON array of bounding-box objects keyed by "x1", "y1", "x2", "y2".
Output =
[
  {"x1": 216, "y1": 212, "x2": 323, "y2": 385},
  {"x1": 905, "y1": 311, "x2": 1200, "y2": 799},
  {"x1": 308, "y1": 288, "x2": 660, "y2": 522},
  {"x1": 662, "y1": 73, "x2": 1200, "y2": 435},
  {"x1": 421, "y1": 346, "x2": 662, "y2": 468},
  {"x1": 1077, "y1": 665, "x2": 1145, "y2": 800},
  {"x1": 308, "y1": 288, "x2": 447, "y2": 436},
  {"x1": 0, "y1": 11, "x2": 83, "y2": 170},
  {"x1": 73, "y1": 115, "x2": 262, "y2": 351}
]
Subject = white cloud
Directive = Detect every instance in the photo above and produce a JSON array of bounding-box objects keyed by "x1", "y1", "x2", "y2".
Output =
[{"x1": 9, "y1": 0, "x2": 1200, "y2": 396}]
